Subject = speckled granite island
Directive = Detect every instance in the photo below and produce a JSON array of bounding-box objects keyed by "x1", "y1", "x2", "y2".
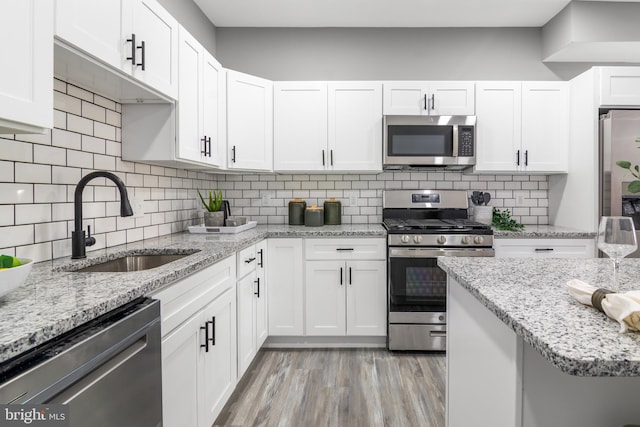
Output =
[
  {"x1": 0, "y1": 224, "x2": 385, "y2": 364},
  {"x1": 439, "y1": 257, "x2": 640, "y2": 427}
]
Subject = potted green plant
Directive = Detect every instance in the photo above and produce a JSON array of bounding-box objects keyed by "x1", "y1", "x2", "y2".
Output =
[{"x1": 198, "y1": 190, "x2": 224, "y2": 226}]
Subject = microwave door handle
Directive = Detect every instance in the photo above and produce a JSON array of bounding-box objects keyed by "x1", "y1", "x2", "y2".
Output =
[{"x1": 452, "y1": 125, "x2": 459, "y2": 157}]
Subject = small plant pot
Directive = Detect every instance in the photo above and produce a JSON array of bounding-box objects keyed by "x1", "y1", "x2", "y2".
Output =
[{"x1": 204, "y1": 211, "x2": 225, "y2": 227}]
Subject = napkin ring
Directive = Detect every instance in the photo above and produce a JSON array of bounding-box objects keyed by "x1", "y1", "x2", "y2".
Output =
[{"x1": 591, "y1": 288, "x2": 615, "y2": 313}]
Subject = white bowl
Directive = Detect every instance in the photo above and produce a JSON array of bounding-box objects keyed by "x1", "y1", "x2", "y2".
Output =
[{"x1": 0, "y1": 258, "x2": 33, "y2": 298}]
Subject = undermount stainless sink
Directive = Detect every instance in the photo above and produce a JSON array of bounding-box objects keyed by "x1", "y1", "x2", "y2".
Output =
[{"x1": 73, "y1": 253, "x2": 191, "y2": 273}]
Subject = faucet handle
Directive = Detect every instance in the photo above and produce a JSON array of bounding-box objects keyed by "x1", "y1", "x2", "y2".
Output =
[{"x1": 85, "y1": 225, "x2": 96, "y2": 247}]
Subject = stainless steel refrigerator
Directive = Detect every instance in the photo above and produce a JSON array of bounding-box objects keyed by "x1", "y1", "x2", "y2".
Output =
[{"x1": 600, "y1": 110, "x2": 640, "y2": 257}]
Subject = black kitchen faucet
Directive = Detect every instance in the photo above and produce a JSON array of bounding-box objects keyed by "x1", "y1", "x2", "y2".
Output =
[{"x1": 72, "y1": 171, "x2": 133, "y2": 259}]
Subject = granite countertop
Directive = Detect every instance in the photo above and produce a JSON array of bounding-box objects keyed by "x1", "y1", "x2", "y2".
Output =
[
  {"x1": 0, "y1": 224, "x2": 385, "y2": 364},
  {"x1": 438, "y1": 257, "x2": 640, "y2": 377},
  {"x1": 493, "y1": 224, "x2": 596, "y2": 239}
]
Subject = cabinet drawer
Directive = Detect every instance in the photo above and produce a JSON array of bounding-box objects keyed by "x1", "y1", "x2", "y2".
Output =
[
  {"x1": 237, "y1": 244, "x2": 258, "y2": 278},
  {"x1": 304, "y1": 238, "x2": 386, "y2": 260},
  {"x1": 152, "y1": 255, "x2": 236, "y2": 336},
  {"x1": 494, "y1": 238, "x2": 595, "y2": 259}
]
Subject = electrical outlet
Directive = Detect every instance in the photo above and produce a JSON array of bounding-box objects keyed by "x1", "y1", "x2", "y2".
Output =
[
  {"x1": 349, "y1": 193, "x2": 358, "y2": 206},
  {"x1": 261, "y1": 192, "x2": 272, "y2": 206},
  {"x1": 514, "y1": 191, "x2": 526, "y2": 207},
  {"x1": 130, "y1": 196, "x2": 145, "y2": 218}
]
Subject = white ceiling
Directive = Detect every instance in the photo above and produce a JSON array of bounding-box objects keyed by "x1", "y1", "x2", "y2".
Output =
[{"x1": 194, "y1": 0, "x2": 631, "y2": 28}]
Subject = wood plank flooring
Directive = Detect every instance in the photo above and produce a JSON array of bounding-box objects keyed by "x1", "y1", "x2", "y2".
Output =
[{"x1": 214, "y1": 349, "x2": 445, "y2": 427}]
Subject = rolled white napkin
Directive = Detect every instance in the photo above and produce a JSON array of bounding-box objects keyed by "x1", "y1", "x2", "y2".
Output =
[{"x1": 567, "y1": 279, "x2": 640, "y2": 333}]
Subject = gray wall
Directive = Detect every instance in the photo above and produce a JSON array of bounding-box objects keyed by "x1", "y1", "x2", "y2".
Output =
[
  {"x1": 157, "y1": 0, "x2": 217, "y2": 54},
  {"x1": 215, "y1": 27, "x2": 596, "y2": 81}
]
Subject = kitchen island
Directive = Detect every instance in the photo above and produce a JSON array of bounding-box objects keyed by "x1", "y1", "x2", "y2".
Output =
[
  {"x1": 0, "y1": 224, "x2": 385, "y2": 364},
  {"x1": 438, "y1": 257, "x2": 640, "y2": 427}
]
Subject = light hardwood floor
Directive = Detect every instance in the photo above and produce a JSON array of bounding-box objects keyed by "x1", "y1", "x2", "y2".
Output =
[{"x1": 214, "y1": 349, "x2": 446, "y2": 427}]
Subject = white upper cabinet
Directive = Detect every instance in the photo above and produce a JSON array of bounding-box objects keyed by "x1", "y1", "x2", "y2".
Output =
[
  {"x1": 328, "y1": 82, "x2": 382, "y2": 171},
  {"x1": 226, "y1": 70, "x2": 273, "y2": 171},
  {"x1": 55, "y1": 0, "x2": 124, "y2": 70},
  {"x1": 274, "y1": 81, "x2": 382, "y2": 172},
  {"x1": 599, "y1": 67, "x2": 640, "y2": 106},
  {"x1": 126, "y1": 0, "x2": 178, "y2": 99},
  {"x1": 383, "y1": 81, "x2": 475, "y2": 116},
  {"x1": 273, "y1": 83, "x2": 328, "y2": 171},
  {"x1": 475, "y1": 81, "x2": 568, "y2": 174},
  {"x1": 0, "y1": 0, "x2": 52, "y2": 134},
  {"x1": 55, "y1": 0, "x2": 178, "y2": 100},
  {"x1": 176, "y1": 27, "x2": 223, "y2": 167},
  {"x1": 521, "y1": 82, "x2": 569, "y2": 173}
]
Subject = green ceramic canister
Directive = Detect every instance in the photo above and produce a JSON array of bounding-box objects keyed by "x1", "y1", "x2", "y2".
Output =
[
  {"x1": 288, "y1": 199, "x2": 306, "y2": 225},
  {"x1": 323, "y1": 198, "x2": 342, "y2": 225},
  {"x1": 304, "y1": 205, "x2": 324, "y2": 227}
]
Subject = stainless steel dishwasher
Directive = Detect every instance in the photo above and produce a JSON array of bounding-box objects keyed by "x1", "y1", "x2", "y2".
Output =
[{"x1": 0, "y1": 297, "x2": 162, "y2": 427}]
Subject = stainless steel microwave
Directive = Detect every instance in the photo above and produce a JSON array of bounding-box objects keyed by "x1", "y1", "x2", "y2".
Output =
[{"x1": 383, "y1": 115, "x2": 476, "y2": 170}]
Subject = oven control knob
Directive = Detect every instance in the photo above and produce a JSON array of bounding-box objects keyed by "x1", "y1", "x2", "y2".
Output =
[
  {"x1": 413, "y1": 235, "x2": 423, "y2": 244},
  {"x1": 474, "y1": 236, "x2": 484, "y2": 244},
  {"x1": 401, "y1": 235, "x2": 410, "y2": 244},
  {"x1": 437, "y1": 235, "x2": 447, "y2": 244},
  {"x1": 461, "y1": 236, "x2": 471, "y2": 245}
]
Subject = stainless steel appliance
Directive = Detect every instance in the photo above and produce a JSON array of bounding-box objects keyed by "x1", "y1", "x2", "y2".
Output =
[
  {"x1": 383, "y1": 190, "x2": 494, "y2": 351},
  {"x1": 383, "y1": 115, "x2": 476, "y2": 170},
  {"x1": 600, "y1": 110, "x2": 640, "y2": 257},
  {"x1": 0, "y1": 298, "x2": 162, "y2": 427}
]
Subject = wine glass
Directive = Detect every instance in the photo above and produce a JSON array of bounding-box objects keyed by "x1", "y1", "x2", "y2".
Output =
[{"x1": 597, "y1": 216, "x2": 638, "y2": 292}]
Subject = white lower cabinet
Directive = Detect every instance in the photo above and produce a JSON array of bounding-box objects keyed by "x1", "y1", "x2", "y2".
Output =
[
  {"x1": 153, "y1": 256, "x2": 237, "y2": 427},
  {"x1": 494, "y1": 238, "x2": 596, "y2": 258},
  {"x1": 267, "y1": 238, "x2": 304, "y2": 336},
  {"x1": 305, "y1": 259, "x2": 386, "y2": 336},
  {"x1": 236, "y1": 240, "x2": 268, "y2": 379},
  {"x1": 304, "y1": 238, "x2": 387, "y2": 337}
]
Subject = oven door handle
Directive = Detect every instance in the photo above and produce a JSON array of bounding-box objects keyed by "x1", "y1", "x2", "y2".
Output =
[{"x1": 388, "y1": 248, "x2": 495, "y2": 258}]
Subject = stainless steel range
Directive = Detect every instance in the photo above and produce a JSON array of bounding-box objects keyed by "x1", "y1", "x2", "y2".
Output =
[{"x1": 383, "y1": 190, "x2": 494, "y2": 351}]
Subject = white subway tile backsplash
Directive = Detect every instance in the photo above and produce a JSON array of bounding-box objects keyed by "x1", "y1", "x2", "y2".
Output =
[
  {"x1": 0, "y1": 184, "x2": 33, "y2": 204},
  {"x1": 66, "y1": 149, "x2": 93, "y2": 169},
  {"x1": 34, "y1": 184, "x2": 66, "y2": 203},
  {"x1": 67, "y1": 84, "x2": 93, "y2": 102},
  {"x1": 53, "y1": 79, "x2": 67, "y2": 93},
  {"x1": 53, "y1": 110, "x2": 67, "y2": 130},
  {"x1": 35, "y1": 221, "x2": 67, "y2": 243},
  {"x1": 94, "y1": 122, "x2": 116, "y2": 141},
  {"x1": 81, "y1": 101, "x2": 106, "y2": 122},
  {"x1": 15, "y1": 204, "x2": 51, "y2": 225},
  {"x1": 54, "y1": 91, "x2": 81, "y2": 115},
  {"x1": 94, "y1": 154, "x2": 115, "y2": 171},
  {"x1": 16, "y1": 242, "x2": 52, "y2": 263},
  {"x1": 0, "y1": 139, "x2": 32, "y2": 162},
  {"x1": 0, "y1": 224, "x2": 34, "y2": 247},
  {"x1": 93, "y1": 94, "x2": 116, "y2": 111},
  {"x1": 15, "y1": 129, "x2": 52, "y2": 146},
  {"x1": 0, "y1": 161, "x2": 14, "y2": 181},
  {"x1": 51, "y1": 203, "x2": 73, "y2": 221},
  {"x1": 67, "y1": 114, "x2": 94, "y2": 135},
  {"x1": 53, "y1": 129, "x2": 81, "y2": 150},
  {"x1": 51, "y1": 166, "x2": 82, "y2": 184},
  {"x1": 105, "y1": 141, "x2": 121, "y2": 157},
  {"x1": 34, "y1": 145, "x2": 66, "y2": 166},
  {"x1": 81, "y1": 135, "x2": 106, "y2": 154}
]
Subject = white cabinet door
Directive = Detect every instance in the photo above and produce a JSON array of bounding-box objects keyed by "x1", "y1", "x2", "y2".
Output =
[
  {"x1": 328, "y1": 82, "x2": 382, "y2": 171},
  {"x1": 202, "y1": 51, "x2": 224, "y2": 167},
  {"x1": 521, "y1": 82, "x2": 569, "y2": 173},
  {"x1": 0, "y1": 0, "x2": 52, "y2": 134},
  {"x1": 475, "y1": 82, "x2": 522, "y2": 172},
  {"x1": 383, "y1": 82, "x2": 427, "y2": 115},
  {"x1": 128, "y1": 0, "x2": 179, "y2": 99},
  {"x1": 382, "y1": 81, "x2": 475, "y2": 116},
  {"x1": 267, "y1": 239, "x2": 304, "y2": 336},
  {"x1": 305, "y1": 260, "x2": 346, "y2": 336},
  {"x1": 199, "y1": 288, "x2": 237, "y2": 427},
  {"x1": 273, "y1": 82, "x2": 328, "y2": 171},
  {"x1": 55, "y1": 0, "x2": 124, "y2": 70},
  {"x1": 176, "y1": 27, "x2": 204, "y2": 164},
  {"x1": 346, "y1": 260, "x2": 386, "y2": 336},
  {"x1": 227, "y1": 70, "x2": 273, "y2": 171},
  {"x1": 600, "y1": 67, "x2": 640, "y2": 106},
  {"x1": 430, "y1": 82, "x2": 475, "y2": 116},
  {"x1": 236, "y1": 271, "x2": 257, "y2": 379},
  {"x1": 255, "y1": 240, "x2": 268, "y2": 348},
  {"x1": 162, "y1": 312, "x2": 201, "y2": 427}
]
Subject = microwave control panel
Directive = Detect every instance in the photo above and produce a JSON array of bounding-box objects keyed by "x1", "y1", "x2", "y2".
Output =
[{"x1": 458, "y1": 126, "x2": 475, "y2": 157}]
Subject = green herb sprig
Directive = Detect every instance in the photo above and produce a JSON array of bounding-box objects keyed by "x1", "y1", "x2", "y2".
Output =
[
  {"x1": 492, "y1": 208, "x2": 525, "y2": 231},
  {"x1": 197, "y1": 190, "x2": 223, "y2": 212}
]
